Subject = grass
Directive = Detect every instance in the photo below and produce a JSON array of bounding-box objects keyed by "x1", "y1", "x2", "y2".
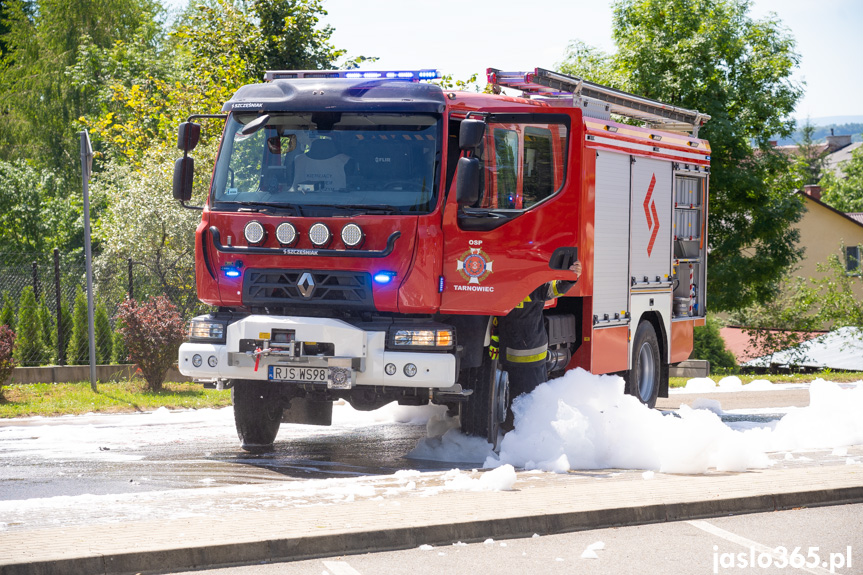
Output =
[
  {"x1": 669, "y1": 371, "x2": 863, "y2": 388},
  {"x1": 0, "y1": 379, "x2": 231, "y2": 418}
]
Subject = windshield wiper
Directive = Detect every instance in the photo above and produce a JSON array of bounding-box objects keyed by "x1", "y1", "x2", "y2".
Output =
[
  {"x1": 221, "y1": 201, "x2": 301, "y2": 216},
  {"x1": 333, "y1": 204, "x2": 401, "y2": 215}
]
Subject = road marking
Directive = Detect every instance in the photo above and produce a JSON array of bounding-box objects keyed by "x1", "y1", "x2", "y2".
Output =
[
  {"x1": 687, "y1": 520, "x2": 831, "y2": 575},
  {"x1": 322, "y1": 560, "x2": 363, "y2": 575}
]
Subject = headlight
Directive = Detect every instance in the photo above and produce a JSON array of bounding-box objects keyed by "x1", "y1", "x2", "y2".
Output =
[
  {"x1": 341, "y1": 223, "x2": 364, "y2": 248},
  {"x1": 388, "y1": 327, "x2": 454, "y2": 350},
  {"x1": 189, "y1": 317, "x2": 227, "y2": 343},
  {"x1": 309, "y1": 222, "x2": 331, "y2": 247},
  {"x1": 244, "y1": 221, "x2": 265, "y2": 245},
  {"x1": 276, "y1": 222, "x2": 298, "y2": 246}
]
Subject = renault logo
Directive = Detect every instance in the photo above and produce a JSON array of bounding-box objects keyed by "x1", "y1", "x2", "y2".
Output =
[{"x1": 297, "y1": 272, "x2": 315, "y2": 298}]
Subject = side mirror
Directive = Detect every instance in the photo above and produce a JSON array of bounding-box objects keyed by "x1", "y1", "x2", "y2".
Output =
[
  {"x1": 173, "y1": 156, "x2": 194, "y2": 202},
  {"x1": 456, "y1": 157, "x2": 480, "y2": 207},
  {"x1": 177, "y1": 122, "x2": 201, "y2": 152},
  {"x1": 459, "y1": 119, "x2": 486, "y2": 150}
]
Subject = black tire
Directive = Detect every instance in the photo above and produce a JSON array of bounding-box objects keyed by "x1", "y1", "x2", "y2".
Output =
[
  {"x1": 625, "y1": 321, "x2": 661, "y2": 408},
  {"x1": 459, "y1": 354, "x2": 509, "y2": 444},
  {"x1": 231, "y1": 380, "x2": 284, "y2": 451}
]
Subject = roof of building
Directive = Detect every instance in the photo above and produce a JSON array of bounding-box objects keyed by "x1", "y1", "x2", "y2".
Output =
[
  {"x1": 744, "y1": 326, "x2": 863, "y2": 371},
  {"x1": 825, "y1": 141, "x2": 862, "y2": 178},
  {"x1": 720, "y1": 327, "x2": 824, "y2": 365},
  {"x1": 797, "y1": 190, "x2": 863, "y2": 231}
]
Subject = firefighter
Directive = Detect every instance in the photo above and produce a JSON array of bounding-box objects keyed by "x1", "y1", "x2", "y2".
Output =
[{"x1": 494, "y1": 260, "x2": 582, "y2": 401}]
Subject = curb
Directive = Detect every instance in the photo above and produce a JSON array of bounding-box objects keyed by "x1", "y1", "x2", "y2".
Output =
[{"x1": 4, "y1": 485, "x2": 863, "y2": 575}]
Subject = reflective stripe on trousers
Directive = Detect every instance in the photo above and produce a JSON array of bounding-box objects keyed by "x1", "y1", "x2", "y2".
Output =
[{"x1": 505, "y1": 344, "x2": 548, "y2": 364}]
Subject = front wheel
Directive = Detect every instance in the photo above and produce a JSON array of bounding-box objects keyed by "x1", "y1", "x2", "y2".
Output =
[
  {"x1": 232, "y1": 380, "x2": 284, "y2": 451},
  {"x1": 624, "y1": 321, "x2": 661, "y2": 408},
  {"x1": 459, "y1": 354, "x2": 510, "y2": 445}
]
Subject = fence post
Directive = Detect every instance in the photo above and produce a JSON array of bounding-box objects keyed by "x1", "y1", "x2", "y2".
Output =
[
  {"x1": 128, "y1": 258, "x2": 134, "y2": 300},
  {"x1": 32, "y1": 261, "x2": 40, "y2": 300},
  {"x1": 54, "y1": 248, "x2": 64, "y2": 366}
]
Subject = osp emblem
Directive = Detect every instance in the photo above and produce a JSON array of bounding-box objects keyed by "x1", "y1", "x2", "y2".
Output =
[
  {"x1": 457, "y1": 248, "x2": 494, "y2": 284},
  {"x1": 643, "y1": 174, "x2": 659, "y2": 257}
]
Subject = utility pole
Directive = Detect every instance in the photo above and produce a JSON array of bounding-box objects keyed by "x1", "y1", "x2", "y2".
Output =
[{"x1": 80, "y1": 131, "x2": 97, "y2": 392}]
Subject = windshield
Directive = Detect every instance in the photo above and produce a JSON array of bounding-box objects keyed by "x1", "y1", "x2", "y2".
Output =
[{"x1": 212, "y1": 112, "x2": 441, "y2": 214}]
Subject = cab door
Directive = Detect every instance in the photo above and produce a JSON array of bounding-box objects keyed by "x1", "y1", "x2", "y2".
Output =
[{"x1": 440, "y1": 110, "x2": 581, "y2": 315}]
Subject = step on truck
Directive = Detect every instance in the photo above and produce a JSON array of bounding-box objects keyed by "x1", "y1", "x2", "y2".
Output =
[{"x1": 174, "y1": 67, "x2": 711, "y2": 450}]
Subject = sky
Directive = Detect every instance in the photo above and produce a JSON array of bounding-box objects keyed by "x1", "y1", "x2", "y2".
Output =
[{"x1": 317, "y1": 0, "x2": 862, "y2": 122}]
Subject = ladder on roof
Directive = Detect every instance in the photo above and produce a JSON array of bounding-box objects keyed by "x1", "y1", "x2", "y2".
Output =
[{"x1": 488, "y1": 67, "x2": 710, "y2": 136}]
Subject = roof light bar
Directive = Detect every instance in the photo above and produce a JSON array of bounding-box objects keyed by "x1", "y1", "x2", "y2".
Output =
[{"x1": 264, "y1": 69, "x2": 441, "y2": 82}]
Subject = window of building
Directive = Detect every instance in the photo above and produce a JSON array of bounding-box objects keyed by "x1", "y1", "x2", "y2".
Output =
[{"x1": 846, "y1": 245, "x2": 861, "y2": 275}]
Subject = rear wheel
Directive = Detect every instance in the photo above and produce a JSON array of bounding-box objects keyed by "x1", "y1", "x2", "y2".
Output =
[
  {"x1": 625, "y1": 321, "x2": 661, "y2": 408},
  {"x1": 459, "y1": 354, "x2": 510, "y2": 445},
  {"x1": 232, "y1": 380, "x2": 284, "y2": 451}
]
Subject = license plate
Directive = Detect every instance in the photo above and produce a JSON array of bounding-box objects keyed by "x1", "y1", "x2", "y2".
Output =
[{"x1": 268, "y1": 365, "x2": 328, "y2": 383}]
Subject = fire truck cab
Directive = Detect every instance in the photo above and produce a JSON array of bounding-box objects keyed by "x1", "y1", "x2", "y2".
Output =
[{"x1": 174, "y1": 68, "x2": 710, "y2": 450}]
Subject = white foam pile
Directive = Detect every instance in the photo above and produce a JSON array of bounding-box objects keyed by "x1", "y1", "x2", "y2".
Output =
[{"x1": 410, "y1": 369, "x2": 863, "y2": 474}]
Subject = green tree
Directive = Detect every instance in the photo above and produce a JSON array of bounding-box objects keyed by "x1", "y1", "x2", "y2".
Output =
[
  {"x1": 792, "y1": 120, "x2": 829, "y2": 186},
  {"x1": 821, "y1": 139, "x2": 863, "y2": 212},
  {"x1": 692, "y1": 315, "x2": 737, "y2": 372},
  {"x1": 13, "y1": 286, "x2": 44, "y2": 366},
  {"x1": 0, "y1": 160, "x2": 81, "y2": 253},
  {"x1": 0, "y1": 292, "x2": 15, "y2": 331},
  {"x1": 67, "y1": 287, "x2": 89, "y2": 365},
  {"x1": 0, "y1": 0, "x2": 163, "y2": 171},
  {"x1": 246, "y1": 0, "x2": 346, "y2": 76},
  {"x1": 94, "y1": 301, "x2": 112, "y2": 364},
  {"x1": 559, "y1": 0, "x2": 805, "y2": 312},
  {"x1": 37, "y1": 293, "x2": 54, "y2": 351},
  {"x1": 54, "y1": 301, "x2": 72, "y2": 365},
  {"x1": 111, "y1": 323, "x2": 128, "y2": 364}
]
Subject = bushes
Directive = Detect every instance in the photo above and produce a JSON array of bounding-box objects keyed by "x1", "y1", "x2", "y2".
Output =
[
  {"x1": 692, "y1": 315, "x2": 737, "y2": 372},
  {"x1": 13, "y1": 287, "x2": 46, "y2": 366},
  {"x1": 67, "y1": 287, "x2": 89, "y2": 365},
  {"x1": 115, "y1": 295, "x2": 185, "y2": 391},
  {"x1": 94, "y1": 302, "x2": 113, "y2": 364},
  {"x1": 0, "y1": 325, "x2": 14, "y2": 392},
  {"x1": 0, "y1": 293, "x2": 14, "y2": 330}
]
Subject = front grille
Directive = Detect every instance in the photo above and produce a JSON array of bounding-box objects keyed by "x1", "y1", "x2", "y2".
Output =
[{"x1": 243, "y1": 269, "x2": 374, "y2": 309}]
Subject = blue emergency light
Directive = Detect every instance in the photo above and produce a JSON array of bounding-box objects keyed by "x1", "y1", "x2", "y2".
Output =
[
  {"x1": 221, "y1": 263, "x2": 243, "y2": 278},
  {"x1": 345, "y1": 69, "x2": 441, "y2": 80},
  {"x1": 265, "y1": 69, "x2": 441, "y2": 82},
  {"x1": 373, "y1": 271, "x2": 397, "y2": 285}
]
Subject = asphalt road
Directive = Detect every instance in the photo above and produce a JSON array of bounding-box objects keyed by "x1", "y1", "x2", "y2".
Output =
[
  {"x1": 0, "y1": 384, "x2": 822, "y2": 502},
  {"x1": 171, "y1": 503, "x2": 863, "y2": 575}
]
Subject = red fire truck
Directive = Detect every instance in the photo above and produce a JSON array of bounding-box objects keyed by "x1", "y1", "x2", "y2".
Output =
[{"x1": 174, "y1": 67, "x2": 710, "y2": 450}]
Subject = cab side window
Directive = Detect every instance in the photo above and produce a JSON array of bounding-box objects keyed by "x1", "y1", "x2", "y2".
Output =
[
  {"x1": 522, "y1": 127, "x2": 555, "y2": 208},
  {"x1": 491, "y1": 128, "x2": 518, "y2": 209}
]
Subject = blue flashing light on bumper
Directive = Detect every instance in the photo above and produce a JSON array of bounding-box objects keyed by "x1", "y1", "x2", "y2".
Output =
[{"x1": 374, "y1": 271, "x2": 397, "y2": 285}]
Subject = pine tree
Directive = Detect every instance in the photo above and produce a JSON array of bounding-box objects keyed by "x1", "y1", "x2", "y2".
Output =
[
  {"x1": 38, "y1": 294, "x2": 54, "y2": 351},
  {"x1": 1, "y1": 292, "x2": 16, "y2": 331},
  {"x1": 54, "y1": 301, "x2": 72, "y2": 365},
  {"x1": 94, "y1": 302, "x2": 113, "y2": 364},
  {"x1": 112, "y1": 322, "x2": 129, "y2": 364},
  {"x1": 67, "y1": 287, "x2": 89, "y2": 365},
  {"x1": 13, "y1": 287, "x2": 44, "y2": 366}
]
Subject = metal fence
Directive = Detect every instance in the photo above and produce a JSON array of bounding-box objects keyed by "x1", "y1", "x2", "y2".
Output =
[{"x1": 0, "y1": 249, "x2": 207, "y2": 367}]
